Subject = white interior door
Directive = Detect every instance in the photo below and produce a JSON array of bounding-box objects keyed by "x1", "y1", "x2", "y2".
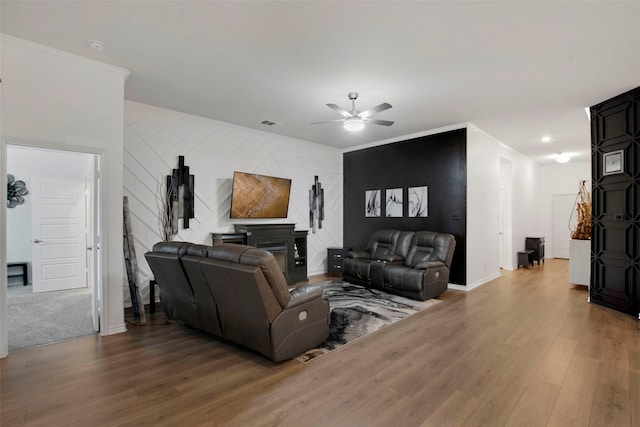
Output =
[
  {"x1": 31, "y1": 177, "x2": 88, "y2": 293},
  {"x1": 553, "y1": 194, "x2": 576, "y2": 259}
]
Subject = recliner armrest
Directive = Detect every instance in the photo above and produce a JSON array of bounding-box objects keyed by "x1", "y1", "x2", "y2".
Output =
[
  {"x1": 415, "y1": 260, "x2": 445, "y2": 270},
  {"x1": 287, "y1": 284, "x2": 325, "y2": 308},
  {"x1": 347, "y1": 250, "x2": 371, "y2": 259}
]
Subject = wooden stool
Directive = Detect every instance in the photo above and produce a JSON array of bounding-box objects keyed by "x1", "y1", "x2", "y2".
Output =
[{"x1": 517, "y1": 250, "x2": 534, "y2": 269}]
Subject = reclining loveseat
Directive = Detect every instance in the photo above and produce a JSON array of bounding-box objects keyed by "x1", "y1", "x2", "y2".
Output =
[
  {"x1": 343, "y1": 230, "x2": 456, "y2": 301},
  {"x1": 144, "y1": 242, "x2": 330, "y2": 361}
]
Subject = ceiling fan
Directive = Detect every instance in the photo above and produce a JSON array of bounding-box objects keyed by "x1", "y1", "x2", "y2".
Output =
[{"x1": 312, "y1": 92, "x2": 394, "y2": 131}]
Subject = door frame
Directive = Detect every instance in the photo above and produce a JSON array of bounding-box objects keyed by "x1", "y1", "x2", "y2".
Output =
[{"x1": 1, "y1": 138, "x2": 105, "y2": 357}]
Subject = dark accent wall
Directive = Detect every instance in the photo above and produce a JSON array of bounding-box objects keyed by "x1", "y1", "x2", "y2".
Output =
[
  {"x1": 590, "y1": 86, "x2": 640, "y2": 318},
  {"x1": 343, "y1": 128, "x2": 466, "y2": 285}
]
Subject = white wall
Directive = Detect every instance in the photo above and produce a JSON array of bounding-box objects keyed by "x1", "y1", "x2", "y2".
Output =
[
  {"x1": 500, "y1": 157, "x2": 514, "y2": 269},
  {"x1": 466, "y1": 125, "x2": 502, "y2": 287},
  {"x1": 1, "y1": 35, "x2": 130, "y2": 358},
  {"x1": 123, "y1": 101, "x2": 343, "y2": 306},
  {"x1": 538, "y1": 161, "x2": 591, "y2": 257},
  {"x1": 6, "y1": 146, "x2": 94, "y2": 265},
  {"x1": 466, "y1": 124, "x2": 541, "y2": 286}
]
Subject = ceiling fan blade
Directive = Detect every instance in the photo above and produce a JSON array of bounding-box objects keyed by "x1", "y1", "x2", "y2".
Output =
[
  {"x1": 327, "y1": 104, "x2": 354, "y2": 118},
  {"x1": 358, "y1": 102, "x2": 392, "y2": 119},
  {"x1": 367, "y1": 119, "x2": 394, "y2": 126},
  {"x1": 311, "y1": 119, "x2": 346, "y2": 125}
]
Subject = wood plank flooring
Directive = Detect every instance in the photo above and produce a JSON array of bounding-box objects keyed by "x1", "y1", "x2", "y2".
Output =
[{"x1": 2, "y1": 259, "x2": 638, "y2": 426}]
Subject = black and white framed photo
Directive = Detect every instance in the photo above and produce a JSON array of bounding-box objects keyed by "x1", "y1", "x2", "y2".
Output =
[
  {"x1": 385, "y1": 188, "x2": 403, "y2": 217},
  {"x1": 408, "y1": 186, "x2": 428, "y2": 217},
  {"x1": 365, "y1": 189, "x2": 381, "y2": 217},
  {"x1": 603, "y1": 150, "x2": 624, "y2": 176}
]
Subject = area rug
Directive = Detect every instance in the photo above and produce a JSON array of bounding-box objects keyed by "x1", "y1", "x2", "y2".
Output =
[{"x1": 295, "y1": 280, "x2": 440, "y2": 362}]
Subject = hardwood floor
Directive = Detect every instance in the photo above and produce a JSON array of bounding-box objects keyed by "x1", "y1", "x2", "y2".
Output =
[{"x1": 2, "y1": 259, "x2": 638, "y2": 426}]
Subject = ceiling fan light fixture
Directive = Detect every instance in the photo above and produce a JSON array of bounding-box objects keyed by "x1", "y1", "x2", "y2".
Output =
[{"x1": 344, "y1": 117, "x2": 365, "y2": 132}]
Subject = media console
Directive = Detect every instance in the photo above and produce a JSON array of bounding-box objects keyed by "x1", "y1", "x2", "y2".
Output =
[{"x1": 211, "y1": 224, "x2": 307, "y2": 285}]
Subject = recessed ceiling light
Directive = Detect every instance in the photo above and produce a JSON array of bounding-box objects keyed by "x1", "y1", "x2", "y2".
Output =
[
  {"x1": 541, "y1": 136, "x2": 552, "y2": 143},
  {"x1": 88, "y1": 40, "x2": 105, "y2": 52},
  {"x1": 555, "y1": 153, "x2": 570, "y2": 163}
]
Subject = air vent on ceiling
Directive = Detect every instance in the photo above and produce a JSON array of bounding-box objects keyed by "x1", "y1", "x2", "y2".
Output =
[{"x1": 261, "y1": 120, "x2": 281, "y2": 126}]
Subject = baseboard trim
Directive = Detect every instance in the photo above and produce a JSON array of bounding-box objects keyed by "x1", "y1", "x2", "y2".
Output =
[
  {"x1": 448, "y1": 271, "x2": 502, "y2": 292},
  {"x1": 103, "y1": 324, "x2": 127, "y2": 336}
]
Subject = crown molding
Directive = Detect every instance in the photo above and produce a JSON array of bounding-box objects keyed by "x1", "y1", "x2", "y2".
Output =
[{"x1": 342, "y1": 122, "x2": 469, "y2": 154}]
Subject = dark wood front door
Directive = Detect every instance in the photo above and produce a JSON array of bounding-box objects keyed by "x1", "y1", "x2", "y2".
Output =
[{"x1": 590, "y1": 86, "x2": 640, "y2": 318}]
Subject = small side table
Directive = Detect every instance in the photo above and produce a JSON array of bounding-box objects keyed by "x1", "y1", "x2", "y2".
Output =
[
  {"x1": 7, "y1": 262, "x2": 29, "y2": 286},
  {"x1": 517, "y1": 250, "x2": 534, "y2": 269},
  {"x1": 327, "y1": 247, "x2": 350, "y2": 275}
]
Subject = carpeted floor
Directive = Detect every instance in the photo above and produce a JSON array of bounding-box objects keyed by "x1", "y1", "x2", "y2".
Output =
[
  {"x1": 7, "y1": 284, "x2": 96, "y2": 352},
  {"x1": 296, "y1": 280, "x2": 440, "y2": 362}
]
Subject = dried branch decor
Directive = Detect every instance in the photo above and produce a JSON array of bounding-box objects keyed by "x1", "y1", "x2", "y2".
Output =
[
  {"x1": 158, "y1": 174, "x2": 177, "y2": 241},
  {"x1": 570, "y1": 180, "x2": 591, "y2": 240}
]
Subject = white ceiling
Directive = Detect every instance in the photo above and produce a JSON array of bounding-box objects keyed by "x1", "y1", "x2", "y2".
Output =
[{"x1": 2, "y1": 1, "x2": 639, "y2": 164}]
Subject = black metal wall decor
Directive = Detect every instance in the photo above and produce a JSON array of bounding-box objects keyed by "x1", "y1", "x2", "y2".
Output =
[
  {"x1": 309, "y1": 175, "x2": 324, "y2": 233},
  {"x1": 7, "y1": 174, "x2": 28, "y2": 208},
  {"x1": 167, "y1": 156, "x2": 194, "y2": 234}
]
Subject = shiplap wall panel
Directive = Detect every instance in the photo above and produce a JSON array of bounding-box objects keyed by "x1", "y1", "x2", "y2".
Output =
[{"x1": 123, "y1": 101, "x2": 342, "y2": 306}]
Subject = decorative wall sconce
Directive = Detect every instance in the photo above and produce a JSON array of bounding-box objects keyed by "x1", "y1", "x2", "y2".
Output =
[
  {"x1": 309, "y1": 175, "x2": 324, "y2": 233},
  {"x1": 164, "y1": 156, "x2": 194, "y2": 239},
  {"x1": 7, "y1": 174, "x2": 28, "y2": 208}
]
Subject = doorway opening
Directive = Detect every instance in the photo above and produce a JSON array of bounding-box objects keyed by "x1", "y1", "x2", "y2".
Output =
[{"x1": 5, "y1": 145, "x2": 101, "y2": 352}]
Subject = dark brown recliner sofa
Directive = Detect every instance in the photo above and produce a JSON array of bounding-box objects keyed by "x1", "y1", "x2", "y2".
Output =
[
  {"x1": 343, "y1": 230, "x2": 456, "y2": 301},
  {"x1": 145, "y1": 242, "x2": 330, "y2": 362}
]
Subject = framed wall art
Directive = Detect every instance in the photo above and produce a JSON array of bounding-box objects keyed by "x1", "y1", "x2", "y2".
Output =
[
  {"x1": 408, "y1": 186, "x2": 428, "y2": 217},
  {"x1": 365, "y1": 190, "x2": 380, "y2": 217},
  {"x1": 385, "y1": 188, "x2": 403, "y2": 217},
  {"x1": 603, "y1": 150, "x2": 624, "y2": 176}
]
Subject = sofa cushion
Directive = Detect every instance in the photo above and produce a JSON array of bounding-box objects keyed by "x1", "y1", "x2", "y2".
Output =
[
  {"x1": 404, "y1": 231, "x2": 456, "y2": 267},
  {"x1": 367, "y1": 230, "x2": 401, "y2": 260},
  {"x1": 382, "y1": 265, "x2": 425, "y2": 292},
  {"x1": 396, "y1": 231, "x2": 415, "y2": 259},
  {"x1": 206, "y1": 243, "x2": 248, "y2": 263},
  {"x1": 152, "y1": 241, "x2": 192, "y2": 256},
  {"x1": 185, "y1": 244, "x2": 209, "y2": 257},
  {"x1": 240, "y1": 248, "x2": 292, "y2": 309},
  {"x1": 405, "y1": 245, "x2": 435, "y2": 268}
]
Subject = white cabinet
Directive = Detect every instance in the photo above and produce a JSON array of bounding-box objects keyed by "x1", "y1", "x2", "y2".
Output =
[{"x1": 569, "y1": 239, "x2": 590, "y2": 288}]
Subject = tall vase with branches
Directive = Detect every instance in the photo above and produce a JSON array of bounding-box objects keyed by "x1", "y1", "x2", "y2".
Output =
[{"x1": 570, "y1": 180, "x2": 591, "y2": 240}]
